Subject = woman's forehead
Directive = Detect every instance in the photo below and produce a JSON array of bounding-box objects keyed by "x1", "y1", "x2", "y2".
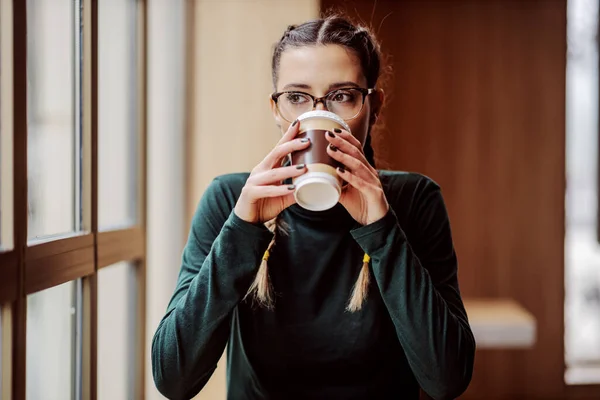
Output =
[{"x1": 277, "y1": 45, "x2": 367, "y2": 93}]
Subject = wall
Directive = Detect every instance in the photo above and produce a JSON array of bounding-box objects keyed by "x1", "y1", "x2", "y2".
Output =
[
  {"x1": 146, "y1": 0, "x2": 187, "y2": 399},
  {"x1": 187, "y1": 1, "x2": 319, "y2": 399},
  {"x1": 320, "y1": 0, "x2": 566, "y2": 398},
  {"x1": 188, "y1": 0, "x2": 319, "y2": 218}
]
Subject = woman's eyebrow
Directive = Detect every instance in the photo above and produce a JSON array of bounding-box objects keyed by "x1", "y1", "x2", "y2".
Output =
[
  {"x1": 281, "y1": 81, "x2": 360, "y2": 91},
  {"x1": 328, "y1": 81, "x2": 360, "y2": 90},
  {"x1": 281, "y1": 83, "x2": 312, "y2": 90}
]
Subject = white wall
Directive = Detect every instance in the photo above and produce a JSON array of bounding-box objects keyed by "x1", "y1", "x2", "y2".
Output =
[{"x1": 145, "y1": 0, "x2": 187, "y2": 399}]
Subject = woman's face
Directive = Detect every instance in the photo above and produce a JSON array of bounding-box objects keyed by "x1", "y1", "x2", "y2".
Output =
[{"x1": 271, "y1": 44, "x2": 376, "y2": 147}]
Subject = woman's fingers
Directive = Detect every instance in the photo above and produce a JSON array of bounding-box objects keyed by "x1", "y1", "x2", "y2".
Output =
[
  {"x1": 329, "y1": 128, "x2": 363, "y2": 150},
  {"x1": 337, "y1": 166, "x2": 368, "y2": 188},
  {"x1": 336, "y1": 167, "x2": 384, "y2": 199},
  {"x1": 276, "y1": 119, "x2": 300, "y2": 146},
  {"x1": 254, "y1": 120, "x2": 302, "y2": 171},
  {"x1": 248, "y1": 164, "x2": 307, "y2": 186},
  {"x1": 280, "y1": 191, "x2": 298, "y2": 210},
  {"x1": 327, "y1": 141, "x2": 377, "y2": 182},
  {"x1": 256, "y1": 135, "x2": 310, "y2": 172},
  {"x1": 240, "y1": 182, "x2": 298, "y2": 201},
  {"x1": 324, "y1": 130, "x2": 370, "y2": 168}
]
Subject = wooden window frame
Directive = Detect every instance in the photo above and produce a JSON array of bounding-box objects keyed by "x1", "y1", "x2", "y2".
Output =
[{"x1": 0, "y1": 0, "x2": 148, "y2": 399}]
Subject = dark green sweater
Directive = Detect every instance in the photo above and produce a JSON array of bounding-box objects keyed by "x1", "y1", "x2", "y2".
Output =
[{"x1": 151, "y1": 171, "x2": 475, "y2": 400}]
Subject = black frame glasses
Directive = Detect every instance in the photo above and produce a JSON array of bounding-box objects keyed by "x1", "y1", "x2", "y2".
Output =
[{"x1": 271, "y1": 87, "x2": 376, "y2": 122}]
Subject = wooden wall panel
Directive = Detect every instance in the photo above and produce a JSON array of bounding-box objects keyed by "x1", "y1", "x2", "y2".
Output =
[{"x1": 320, "y1": 1, "x2": 567, "y2": 399}]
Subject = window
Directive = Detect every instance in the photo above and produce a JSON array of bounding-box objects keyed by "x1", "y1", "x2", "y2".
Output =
[
  {"x1": 0, "y1": 0, "x2": 148, "y2": 398},
  {"x1": 0, "y1": 3, "x2": 17, "y2": 397},
  {"x1": 26, "y1": 281, "x2": 79, "y2": 400},
  {"x1": 95, "y1": 4, "x2": 145, "y2": 395},
  {"x1": 565, "y1": 0, "x2": 600, "y2": 384},
  {"x1": 98, "y1": 0, "x2": 139, "y2": 231},
  {"x1": 26, "y1": 0, "x2": 82, "y2": 241},
  {"x1": 96, "y1": 4, "x2": 145, "y2": 395},
  {"x1": 97, "y1": 262, "x2": 137, "y2": 400},
  {"x1": 0, "y1": 0, "x2": 13, "y2": 252}
]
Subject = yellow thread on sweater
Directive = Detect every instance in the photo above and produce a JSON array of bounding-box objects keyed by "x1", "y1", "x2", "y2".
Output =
[{"x1": 363, "y1": 254, "x2": 370, "y2": 263}]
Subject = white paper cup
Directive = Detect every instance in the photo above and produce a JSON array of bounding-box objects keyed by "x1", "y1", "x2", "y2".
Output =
[{"x1": 291, "y1": 110, "x2": 351, "y2": 211}]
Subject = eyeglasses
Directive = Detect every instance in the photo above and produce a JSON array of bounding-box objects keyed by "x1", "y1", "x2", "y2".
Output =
[{"x1": 271, "y1": 87, "x2": 376, "y2": 123}]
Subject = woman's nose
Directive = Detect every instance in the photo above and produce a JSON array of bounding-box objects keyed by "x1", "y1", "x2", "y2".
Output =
[{"x1": 314, "y1": 99, "x2": 328, "y2": 111}]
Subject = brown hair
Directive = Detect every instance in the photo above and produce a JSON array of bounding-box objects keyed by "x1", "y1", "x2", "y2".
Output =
[{"x1": 245, "y1": 14, "x2": 385, "y2": 312}]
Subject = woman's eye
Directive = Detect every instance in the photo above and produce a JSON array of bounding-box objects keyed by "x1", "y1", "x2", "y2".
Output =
[
  {"x1": 331, "y1": 91, "x2": 355, "y2": 103},
  {"x1": 286, "y1": 93, "x2": 308, "y2": 104}
]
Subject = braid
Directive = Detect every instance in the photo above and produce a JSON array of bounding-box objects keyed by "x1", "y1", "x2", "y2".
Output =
[
  {"x1": 363, "y1": 134, "x2": 376, "y2": 168},
  {"x1": 346, "y1": 254, "x2": 371, "y2": 312},
  {"x1": 245, "y1": 213, "x2": 287, "y2": 309}
]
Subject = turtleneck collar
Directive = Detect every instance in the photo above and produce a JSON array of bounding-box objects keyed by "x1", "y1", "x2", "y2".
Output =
[
  {"x1": 288, "y1": 201, "x2": 347, "y2": 220},
  {"x1": 281, "y1": 159, "x2": 357, "y2": 227}
]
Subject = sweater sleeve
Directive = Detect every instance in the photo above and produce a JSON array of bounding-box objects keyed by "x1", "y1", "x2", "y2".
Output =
[
  {"x1": 151, "y1": 177, "x2": 274, "y2": 400},
  {"x1": 350, "y1": 177, "x2": 475, "y2": 400}
]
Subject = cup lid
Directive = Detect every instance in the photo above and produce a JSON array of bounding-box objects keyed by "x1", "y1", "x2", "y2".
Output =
[
  {"x1": 296, "y1": 110, "x2": 351, "y2": 132},
  {"x1": 294, "y1": 172, "x2": 341, "y2": 212}
]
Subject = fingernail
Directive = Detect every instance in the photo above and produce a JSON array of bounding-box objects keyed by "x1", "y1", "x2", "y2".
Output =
[
  {"x1": 292, "y1": 119, "x2": 298, "y2": 127},
  {"x1": 329, "y1": 144, "x2": 337, "y2": 152},
  {"x1": 288, "y1": 184, "x2": 296, "y2": 190},
  {"x1": 334, "y1": 128, "x2": 342, "y2": 134},
  {"x1": 296, "y1": 164, "x2": 305, "y2": 169},
  {"x1": 327, "y1": 131, "x2": 335, "y2": 138},
  {"x1": 338, "y1": 166, "x2": 345, "y2": 173},
  {"x1": 300, "y1": 138, "x2": 310, "y2": 143}
]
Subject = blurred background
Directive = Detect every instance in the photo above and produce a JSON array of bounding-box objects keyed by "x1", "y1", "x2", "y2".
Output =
[{"x1": 0, "y1": 0, "x2": 599, "y2": 399}]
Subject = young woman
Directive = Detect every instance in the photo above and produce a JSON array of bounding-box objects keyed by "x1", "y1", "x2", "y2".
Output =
[{"x1": 152, "y1": 15, "x2": 475, "y2": 400}]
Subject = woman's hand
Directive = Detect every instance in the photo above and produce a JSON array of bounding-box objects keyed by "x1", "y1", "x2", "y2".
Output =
[
  {"x1": 325, "y1": 129, "x2": 389, "y2": 226},
  {"x1": 234, "y1": 121, "x2": 310, "y2": 224}
]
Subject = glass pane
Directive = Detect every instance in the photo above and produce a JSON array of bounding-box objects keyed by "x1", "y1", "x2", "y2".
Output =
[
  {"x1": 27, "y1": 0, "x2": 81, "y2": 240},
  {"x1": 97, "y1": 262, "x2": 137, "y2": 400},
  {"x1": 98, "y1": 0, "x2": 138, "y2": 230},
  {"x1": 0, "y1": 2, "x2": 13, "y2": 251},
  {"x1": 26, "y1": 281, "x2": 77, "y2": 400},
  {"x1": 565, "y1": 0, "x2": 600, "y2": 383}
]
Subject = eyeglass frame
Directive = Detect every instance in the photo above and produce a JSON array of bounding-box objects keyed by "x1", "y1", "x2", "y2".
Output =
[{"x1": 270, "y1": 87, "x2": 377, "y2": 122}]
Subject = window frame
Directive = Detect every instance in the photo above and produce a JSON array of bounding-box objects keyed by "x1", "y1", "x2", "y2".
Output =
[
  {"x1": 0, "y1": 0, "x2": 16, "y2": 305},
  {"x1": 0, "y1": 0, "x2": 148, "y2": 399}
]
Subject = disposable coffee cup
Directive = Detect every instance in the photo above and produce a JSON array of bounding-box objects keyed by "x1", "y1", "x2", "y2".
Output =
[{"x1": 291, "y1": 110, "x2": 351, "y2": 211}]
